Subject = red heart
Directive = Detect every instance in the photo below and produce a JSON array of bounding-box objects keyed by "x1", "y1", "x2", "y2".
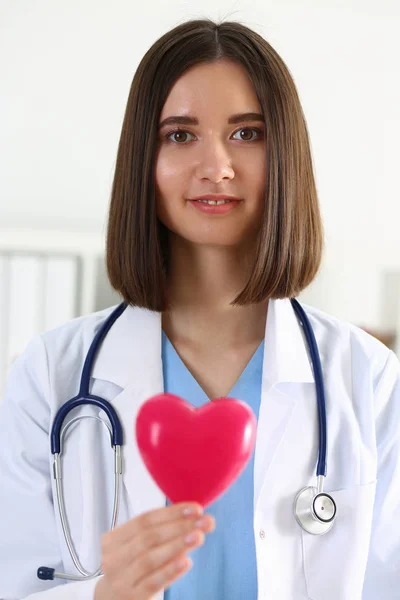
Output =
[{"x1": 135, "y1": 393, "x2": 257, "y2": 508}]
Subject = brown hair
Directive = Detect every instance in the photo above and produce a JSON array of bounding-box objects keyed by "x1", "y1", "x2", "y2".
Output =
[{"x1": 106, "y1": 18, "x2": 324, "y2": 311}]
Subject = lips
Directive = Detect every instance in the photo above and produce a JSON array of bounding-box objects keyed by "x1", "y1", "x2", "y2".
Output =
[
  {"x1": 188, "y1": 195, "x2": 242, "y2": 202},
  {"x1": 188, "y1": 199, "x2": 241, "y2": 215},
  {"x1": 194, "y1": 199, "x2": 234, "y2": 205}
]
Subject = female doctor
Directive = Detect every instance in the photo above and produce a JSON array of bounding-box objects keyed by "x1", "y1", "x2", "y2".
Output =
[{"x1": 1, "y1": 17, "x2": 399, "y2": 600}]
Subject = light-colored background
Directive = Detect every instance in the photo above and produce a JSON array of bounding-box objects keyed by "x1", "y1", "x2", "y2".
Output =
[{"x1": 1, "y1": 1, "x2": 399, "y2": 393}]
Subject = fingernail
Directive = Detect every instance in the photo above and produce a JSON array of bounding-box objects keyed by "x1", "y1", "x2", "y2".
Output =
[
  {"x1": 185, "y1": 531, "x2": 198, "y2": 545},
  {"x1": 195, "y1": 516, "x2": 208, "y2": 528},
  {"x1": 183, "y1": 505, "x2": 203, "y2": 516}
]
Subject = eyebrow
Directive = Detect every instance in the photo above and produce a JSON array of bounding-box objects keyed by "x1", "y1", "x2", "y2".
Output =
[{"x1": 158, "y1": 112, "x2": 265, "y2": 129}]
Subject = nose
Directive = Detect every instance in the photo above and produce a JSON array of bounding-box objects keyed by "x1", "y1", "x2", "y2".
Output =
[{"x1": 194, "y1": 140, "x2": 235, "y2": 182}]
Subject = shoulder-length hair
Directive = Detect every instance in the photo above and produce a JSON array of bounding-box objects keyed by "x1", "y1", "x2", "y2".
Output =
[{"x1": 106, "y1": 18, "x2": 324, "y2": 311}]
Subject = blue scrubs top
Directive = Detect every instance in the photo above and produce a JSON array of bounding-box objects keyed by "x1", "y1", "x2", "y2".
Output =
[{"x1": 162, "y1": 330, "x2": 264, "y2": 599}]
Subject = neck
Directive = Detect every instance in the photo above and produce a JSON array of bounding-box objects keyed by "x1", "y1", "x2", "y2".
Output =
[{"x1": 162, "y1": 234, "x2": 268, "y2": 348}]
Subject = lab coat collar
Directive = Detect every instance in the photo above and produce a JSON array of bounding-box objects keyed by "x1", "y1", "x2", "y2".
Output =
[
  {"x1": 91, "y1": 297, "x2": 314, "y2": 389},
  {"x1": 263, "y1": 298, "x2": 314, "y2": 386}
]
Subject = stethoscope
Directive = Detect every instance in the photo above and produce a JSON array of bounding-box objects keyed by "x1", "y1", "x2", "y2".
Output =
[{"x1": 37, "y1": 299, "x2": 336, "y2": 583}]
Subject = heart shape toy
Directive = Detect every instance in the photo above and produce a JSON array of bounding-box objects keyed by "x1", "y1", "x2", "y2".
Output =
[{"x1": 135, "y1": 393, "x2": 257, "y2": 507}]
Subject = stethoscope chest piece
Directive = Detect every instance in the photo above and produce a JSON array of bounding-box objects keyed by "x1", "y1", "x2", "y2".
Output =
[{"x1": 294, "y1": 486, "x2": 337, "y2": 535}]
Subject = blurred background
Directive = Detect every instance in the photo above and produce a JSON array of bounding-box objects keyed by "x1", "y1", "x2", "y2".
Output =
[{"x1": 1, "y1": 0, "x2": 399, "y2": 395}]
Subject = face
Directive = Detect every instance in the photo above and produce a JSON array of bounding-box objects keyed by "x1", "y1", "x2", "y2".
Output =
[{"x1": 154, "y1": 59, "x2": 267, "y2": 249}]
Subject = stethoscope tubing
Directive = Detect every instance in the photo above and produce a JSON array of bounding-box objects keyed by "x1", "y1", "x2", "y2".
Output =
[
  {"x1": 50, "y1": 302, "x2": 128, "y2": 454},
  {"x1": 290, "y1": 299, "x2": 327, "y2": 477}
]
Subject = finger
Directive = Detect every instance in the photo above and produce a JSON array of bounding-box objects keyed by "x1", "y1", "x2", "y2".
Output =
[
  {"x1": 131, "y1": 528, "x2": 204, "y2": 589},
  {"x1": 129, "y1": 513, "x2": 215, "y2": 561},
  {"x1": 101, "y1": 512, "x2": 215, "y2": 584},
  {"x1": 105, "y1": 502, "x2": 204, "y2": 546},
  {"x1": 134, "y1": 554, "x2": 193, "y2": 600}
]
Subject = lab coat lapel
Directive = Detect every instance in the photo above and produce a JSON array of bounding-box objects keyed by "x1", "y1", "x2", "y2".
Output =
[
  {"x1": 253, "y1": 299, "x2": 315, "y2": 514},
  {"x1": 92, "y1": 304, "x2": 167, "y2": 517}
]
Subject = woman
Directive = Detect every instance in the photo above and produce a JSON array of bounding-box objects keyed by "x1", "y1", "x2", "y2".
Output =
[{"x1": 0, "y1": 17, "x2": 399, "y2": 600}]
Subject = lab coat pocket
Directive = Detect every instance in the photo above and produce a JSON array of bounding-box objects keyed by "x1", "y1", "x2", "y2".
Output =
[{"x1": 302, "y1": 481, "x2": 376, "y2": 600}]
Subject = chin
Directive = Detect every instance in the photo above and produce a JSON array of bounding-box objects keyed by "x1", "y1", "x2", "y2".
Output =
[{"x1": 179, "y1": 231, "x2": 250, "y2": 248}]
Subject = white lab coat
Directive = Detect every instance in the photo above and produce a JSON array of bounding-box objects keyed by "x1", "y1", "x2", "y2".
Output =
[{"x1": 0, "y1": 298, "x2": 399, "y2": 600}]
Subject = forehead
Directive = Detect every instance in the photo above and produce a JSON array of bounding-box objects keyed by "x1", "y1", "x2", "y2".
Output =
[{"x1": 159, "y1": 59, "x2": 261, "y2": 119}]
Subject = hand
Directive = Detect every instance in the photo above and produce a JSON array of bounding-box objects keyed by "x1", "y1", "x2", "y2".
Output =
[{"x1": 95, "y1": 502, "x2": 215, "y2": 600}]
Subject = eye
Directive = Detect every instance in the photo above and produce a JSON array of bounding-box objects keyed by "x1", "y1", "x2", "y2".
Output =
[
  {"x1": 165, "y1": 129, "x2": 194, "y2": 144},
  {"x1": 165, "y1": 127, "x2": 263, "y2": 144},
  {"x1": 232, "y1": 127, "x2": 262, "y2": 141}
]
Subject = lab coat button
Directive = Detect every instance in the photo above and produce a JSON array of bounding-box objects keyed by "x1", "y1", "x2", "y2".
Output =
[{"x1": 259, "y1": 529, "x2": 265, "y2": 539}]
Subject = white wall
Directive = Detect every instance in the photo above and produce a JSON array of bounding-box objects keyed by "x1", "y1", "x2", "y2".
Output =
[{"x1": 1, "y1": 0, "x2": 399, "y2": 334}]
